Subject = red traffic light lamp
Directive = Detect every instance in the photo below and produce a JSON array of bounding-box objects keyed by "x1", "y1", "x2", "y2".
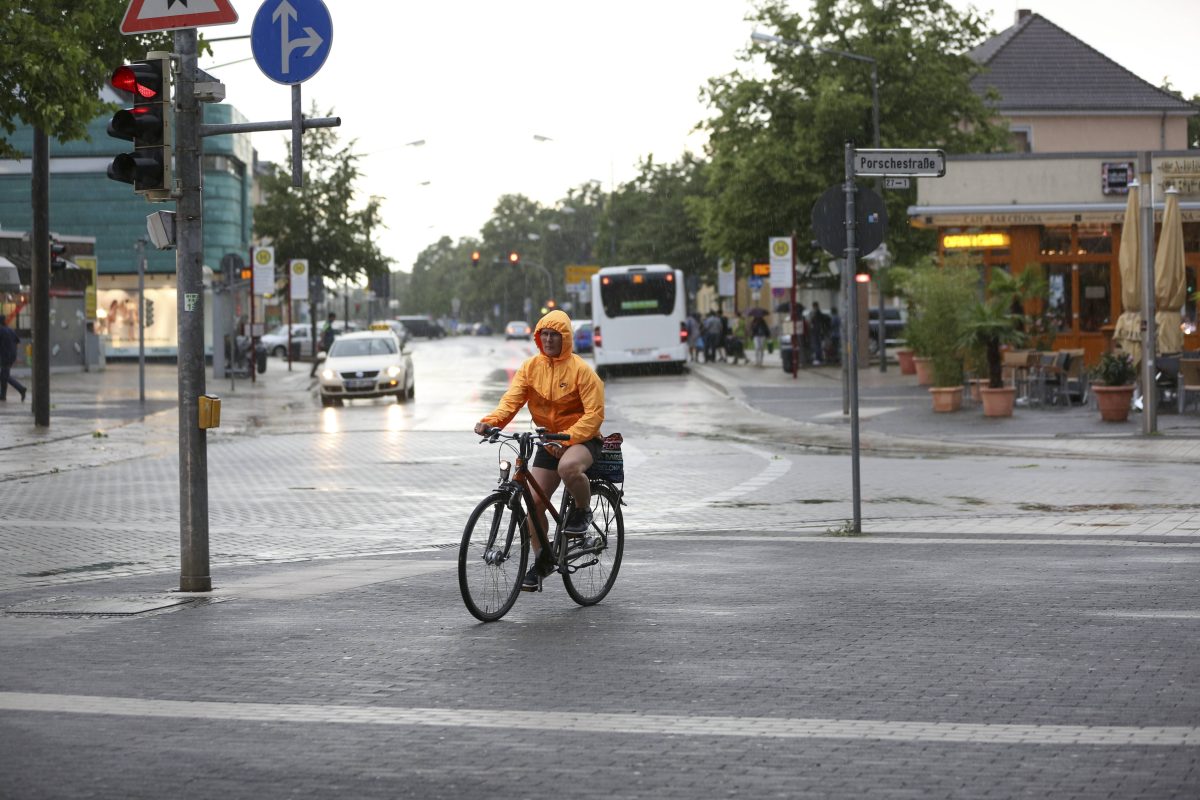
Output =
[
  {"x1": 471, "y1": 250, "x2": 481, "y2": 267},
  {"x1": 106, "y1": 54, "x2": 173, "y2": 198},
  {"x1": 508, "y1": 251, "x2": 520, "y2": 265}
]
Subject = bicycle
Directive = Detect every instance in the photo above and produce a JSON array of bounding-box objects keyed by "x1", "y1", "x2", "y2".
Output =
[{"x1": 458, "y1": 426, "x2": 625, "y2": 622}]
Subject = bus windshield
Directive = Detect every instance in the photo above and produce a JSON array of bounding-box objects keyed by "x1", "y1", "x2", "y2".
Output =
[{"x1": 599, "y1": 273, "x2": 677, "y2": 317}]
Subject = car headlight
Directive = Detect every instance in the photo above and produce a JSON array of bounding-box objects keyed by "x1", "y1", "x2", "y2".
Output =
[
  {"x1": 386, "y1": 365, "x2": 402, "y2": 378},
  {"x1": 321, "y1": 368, "x2": 335, "y2": 380}
]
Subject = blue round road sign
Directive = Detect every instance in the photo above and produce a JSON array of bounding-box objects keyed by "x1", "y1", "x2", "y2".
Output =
[{"x1": 251, "y1": 0, "x2": 333, "y2": 85}]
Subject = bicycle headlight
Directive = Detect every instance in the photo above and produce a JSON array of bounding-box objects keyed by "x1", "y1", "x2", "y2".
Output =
[{"x1": 498, "y1": 460, "x2": 511, "y2": 481}]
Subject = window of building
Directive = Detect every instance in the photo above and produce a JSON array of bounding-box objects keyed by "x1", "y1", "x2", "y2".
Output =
[
  {"x1": 1076, "y1": 225, "x2": 1112, "y2": 254},
  {"x1": 1008, "y1": 125, "x2": 1032, "y2": 153},
  {"x1": 1046, "y1": 265, "x2": 1073, "y2": 332},
  {"x1": 1040, "y1": 227, "x2": 1072, "y2": 256},
  {"x1": 1078, "y1": 264, "x2": 1111, "y2": 332}
]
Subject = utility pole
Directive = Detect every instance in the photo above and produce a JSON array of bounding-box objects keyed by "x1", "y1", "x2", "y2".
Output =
[
  {"x1": 31, "y1": 130, "x2": 50, "y2": 427},
  {"x1": 174, "y1": 28, "x2": 211, "y2": 592}
]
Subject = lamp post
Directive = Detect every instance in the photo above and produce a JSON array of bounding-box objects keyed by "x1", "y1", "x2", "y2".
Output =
[{"x1": 752, "y1": 30, "x2": 886, "y2": 406}]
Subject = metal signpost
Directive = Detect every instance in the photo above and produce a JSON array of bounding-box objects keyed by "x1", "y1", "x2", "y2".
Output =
[
  {"x1": 830, "y1": 144, "x2": 946, "y2": 533},
  {"x1": 115, "y1": 0, "x2": 340, "y2": 592}
]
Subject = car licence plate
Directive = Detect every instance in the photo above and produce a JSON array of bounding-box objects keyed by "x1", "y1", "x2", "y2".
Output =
[{"x1": 344, "y1": 379, "x2": 374, "y2": 390}]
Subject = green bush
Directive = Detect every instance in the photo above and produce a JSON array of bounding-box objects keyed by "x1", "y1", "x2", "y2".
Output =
[
  {"x1": 1090, "y1": 351, "x2": 1136, "y2": 386},
  {"x1": 900, "y1": 261, "x2": 975, "y2": 387}
]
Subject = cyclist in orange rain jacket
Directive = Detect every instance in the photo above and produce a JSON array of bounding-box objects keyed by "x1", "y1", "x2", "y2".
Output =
[{"x1": 474, "y1": 309, "x2": 605, "y2": 590}]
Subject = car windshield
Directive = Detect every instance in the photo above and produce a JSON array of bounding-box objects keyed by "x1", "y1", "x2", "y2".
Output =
[
  {"x1": 267, "y1": 325, "x2": 289, "y2": 337},
  {"x1": 328, "y1": 337, "x2": 396, "y2": 358}
]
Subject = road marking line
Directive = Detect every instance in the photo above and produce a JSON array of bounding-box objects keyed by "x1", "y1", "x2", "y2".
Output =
[
  {"x1": 1, "y1": 692, "x2": 1194, "y2": 746},
  {"x1": 642, "y1": 534, "x2": 1200, "y2": 547}
]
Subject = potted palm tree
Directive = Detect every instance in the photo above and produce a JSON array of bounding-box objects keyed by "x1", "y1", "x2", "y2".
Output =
[
  {"x1": 903, "y1": 261, "x2": 974, "y2": 412},
  {"x1": 959, "y1": 296, "x2": 1027, "y2": 417},
  {"x1": 1090, "y1": 351, "x2": 1137, "y2": 421}
]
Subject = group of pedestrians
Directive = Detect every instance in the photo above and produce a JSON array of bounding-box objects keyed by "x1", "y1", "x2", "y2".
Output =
[{"x1": 686, "y1": 302, "x2": 835, "y2": 368}]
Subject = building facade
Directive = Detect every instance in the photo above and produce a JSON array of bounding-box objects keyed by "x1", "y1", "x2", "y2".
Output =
[{"x1": 909, "y1": 10, "x2": 1199, "y2": 364}]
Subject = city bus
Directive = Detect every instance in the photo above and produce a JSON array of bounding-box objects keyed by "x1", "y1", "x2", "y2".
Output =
[{"x1": 590, "y1": 264, "x2": 688, "y2": 372}]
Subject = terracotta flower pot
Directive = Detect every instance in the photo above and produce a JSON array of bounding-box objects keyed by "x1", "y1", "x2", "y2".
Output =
[
  {"x1": 913, "y1": 357, "x2": 933, "y2": 386},
  {"x1": 929, "y1": 386, "x2": 962, "y2": 413},
  {"x1": 980, "y1": 385, "x2": 1016, "y2": 417},
  {"x1": 1093, "y1": 384, "x2": 1134, "y2": 422},
  {"x1": 896, "y1": 348, "x2": 917, "y2": 375}
]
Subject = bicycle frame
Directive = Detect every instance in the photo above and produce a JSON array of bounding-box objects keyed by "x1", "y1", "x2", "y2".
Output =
[{"x1": 488, "y1": 430, "x2": 565, "y2": 559}]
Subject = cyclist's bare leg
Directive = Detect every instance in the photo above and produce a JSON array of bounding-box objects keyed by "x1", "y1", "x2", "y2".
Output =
[
  {"x1": 557, "y1": 444, "x2": 594, "y2": 512},
  {"x1": 527, "y1": 465, "x2": 561, "y2": 560}
]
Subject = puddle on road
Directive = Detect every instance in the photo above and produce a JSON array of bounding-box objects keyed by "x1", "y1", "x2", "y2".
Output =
[{"x1": 19, "y1": 561, "x2": 145, "y2": 578}]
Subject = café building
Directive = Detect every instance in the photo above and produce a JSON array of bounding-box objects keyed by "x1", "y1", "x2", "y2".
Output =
[{"x1": 909, "y1": 10, "x2": 1199, "y2": 363}]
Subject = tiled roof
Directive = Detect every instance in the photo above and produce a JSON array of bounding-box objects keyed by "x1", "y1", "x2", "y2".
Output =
[{"x1": 968, "y1": 13, "x2": 1196, "y2": 113}]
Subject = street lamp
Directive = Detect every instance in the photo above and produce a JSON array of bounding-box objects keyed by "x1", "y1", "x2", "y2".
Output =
[{"x1": 752, "y1": 30, "x2": 888, "y2": 381}]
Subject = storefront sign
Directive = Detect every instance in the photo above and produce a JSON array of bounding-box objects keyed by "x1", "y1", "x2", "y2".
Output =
[
  {"x1": 1101, "y1": 162, "x2": 1134, "y2": 195},
  {"x1": 942, "y1": 232, "x2": 1011, "y2": 249},
  {"x1": 1157, "y1": 157, "x2": 1200, "y2": 195}
]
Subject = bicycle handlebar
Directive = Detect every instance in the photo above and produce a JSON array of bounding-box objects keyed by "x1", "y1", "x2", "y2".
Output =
[{"x1": 477, "y1": 426, "x2": 570, "y2": 444}]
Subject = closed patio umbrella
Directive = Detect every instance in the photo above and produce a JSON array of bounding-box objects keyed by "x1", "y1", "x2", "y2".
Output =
[
  {"x1": 1112, "y1": 181, "x2": 1142, "y2": 365},
  {"x1": 1154, "y1": 187, "x2": 1186, "y2": 355}
]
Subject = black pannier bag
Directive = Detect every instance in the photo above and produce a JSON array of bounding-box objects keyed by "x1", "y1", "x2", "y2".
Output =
[{"x1": 589, "y1": 432, "x2": 624, "y2": 483}]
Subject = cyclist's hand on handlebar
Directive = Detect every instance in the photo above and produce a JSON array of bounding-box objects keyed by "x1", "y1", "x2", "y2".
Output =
[{"x1": 474, "y1": 422, "x2": 492, "y2": 436}]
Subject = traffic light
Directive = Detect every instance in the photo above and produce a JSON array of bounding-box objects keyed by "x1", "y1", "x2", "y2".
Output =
[
  {"x1": 471, "y1": 250, "x2": 480, "y2": 268},
  {"x1": 855, "y1": 261, "x2": 872, "y2": 283},
  {"x1": 545, "y1": 299, "x2": 557, "y2": 309},
  {"x1": 143, "y1": 298, "x2": 155, "y2": 329},
  {"x1": 508, "y1": 251, "x2": 520, "y2": 265},
  {"x1": 50, "y1": 241, "x2": 67, "y2": 271},
  {"x1": 106, "y1": 54, "x2": 173, "y2": 198}
]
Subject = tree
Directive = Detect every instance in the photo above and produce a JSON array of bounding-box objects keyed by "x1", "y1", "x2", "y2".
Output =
[
  {"x1": 0, "y1": 1, "x2": 171, "y2": 158},
  {"x1": 598, "y1": 153, "x2": 711, "y2": 281},
  {"x1": 694, "y1": 0, "x2": 1010, "y2": 270},
  {"x1": 254, "y1": 111, "x2": 389, "y2": 297}
]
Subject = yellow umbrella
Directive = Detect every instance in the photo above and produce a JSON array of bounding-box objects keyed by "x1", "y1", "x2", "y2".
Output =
[
  {"x1": 1112, "y1": 181, "x2": 1142, "y2": 365},
  {"x1": 1154, "y1": 187, "x2": 1186, "y2": 355}
]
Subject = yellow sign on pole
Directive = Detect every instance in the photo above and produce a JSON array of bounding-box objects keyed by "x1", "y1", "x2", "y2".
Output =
[
  {"x1": 76, "y1": 256, "x2": 98, "y2": 320},
  {"x1": 564, "y1": 264, "x2": 600, "y2": 285}
]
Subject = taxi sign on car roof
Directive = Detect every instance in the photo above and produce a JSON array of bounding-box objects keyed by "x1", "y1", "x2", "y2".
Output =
[{"x1": 368, "y1": 323, "x2": 391, "y2": 331}]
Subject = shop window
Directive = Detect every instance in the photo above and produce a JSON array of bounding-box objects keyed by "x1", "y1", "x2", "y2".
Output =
[
  {"x1": 1046, "y1": 265, "x2": 1073, "y2": 332},
  {"x1": 1185, "y1": 266, "x2": 1197, "y2": 335},
  {"x1": 1076, "y1": 225, "x2": 1112, "y2": 254},
  {"x1": 1183, "y1": 223, "x2": 1200, "y2": 253},
  {"x1": 1040, "y1": 227, "x2": 1071, "y2": 256},
  {"x1": 1078, "y1": 264, "x2": 1111, "y2": 332}
]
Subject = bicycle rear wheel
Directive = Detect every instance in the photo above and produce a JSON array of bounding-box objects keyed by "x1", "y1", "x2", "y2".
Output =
[
  {"x1": 458, "y1": 491, "x2": 529, "y2": 622},
  {"x1": 562, "y1": 481, "x2": 624, "y2": 606}
]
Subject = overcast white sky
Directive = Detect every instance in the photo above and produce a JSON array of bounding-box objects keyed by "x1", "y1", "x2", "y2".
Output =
[{"x1": 199, "y1": 0, "x2": 1199, "y2": 275}]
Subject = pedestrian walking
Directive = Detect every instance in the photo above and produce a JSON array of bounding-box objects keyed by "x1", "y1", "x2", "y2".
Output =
[
  {"x1": 0, "y1": 317, "x2": 27, "y2": 402},
  {"x1": 750, "y1": 314, "x2": 770, "y2": 366},
  {"x1": 309, "y1": 312, "x2": 337, "y2": 378},
  {"x1": 718, "y1": 313, "x2": 731, "y2": 362},
  {"x1": 702, "y1": 311, "x2": 723, "y2": 363},
  {"x1": 686, "y1": 314, "x2": 701, "y2": 362},
  {"x1": 727, "y1": 313, "x2": 749, "y2": 364},
  {"x1": 809, "y1": 302, "x2": 831, "y2": 365}
]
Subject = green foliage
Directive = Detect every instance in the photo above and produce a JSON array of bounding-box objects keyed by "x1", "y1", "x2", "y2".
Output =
[
  {"x1": 254, "y1": 111, "x2": 388, "y2": 292},
  {"x1": 1090, "y1": 351, "x2": 1136, "y2": 387},
  {"x1": 959, "y1": 296, "x2": 1026, "y2": 388},
  {"x1": 599, "y1": 153, "x2": 711, "y2": 280},
  {"x1": 0, "y1": 1, "x2": 179, "y2": 158},
  {"x1": 991, "y1": 264, "x2": 1054, "y2": 350},
  {"x1": 902, "y1": 260, "x2": 975, "y2": 386},
  {"x1": 692, "y1": 0, "x2": 1009, "y2": 269}
]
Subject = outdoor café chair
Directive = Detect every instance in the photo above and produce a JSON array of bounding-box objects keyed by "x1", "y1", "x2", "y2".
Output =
[{"x1": 1180, "y1": 358, "x2": 1200, "y2": 414}]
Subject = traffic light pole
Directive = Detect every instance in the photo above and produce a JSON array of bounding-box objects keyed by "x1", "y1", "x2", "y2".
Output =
[
  {"x1": 843, "y1": 142, "x2": 863, "y2": 533},
  {"x1": 174, "y1": 28, "x2": 211, "y2": 592}
]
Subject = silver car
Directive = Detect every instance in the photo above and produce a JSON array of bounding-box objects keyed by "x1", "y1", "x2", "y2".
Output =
[{"x1": 318, "y1": 330, "x2": 414, "y2": 407}]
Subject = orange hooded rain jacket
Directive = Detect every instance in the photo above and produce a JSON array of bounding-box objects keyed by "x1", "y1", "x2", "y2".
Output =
[{"x1": 479, "y1": 310, "x2": 604, "y2": 445}]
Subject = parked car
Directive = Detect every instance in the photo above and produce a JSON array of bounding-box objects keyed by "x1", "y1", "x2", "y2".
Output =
[
  {"x1": 867, "y1": 308, "x2": 907, "y2": 355},
  {"x1": 393, "y1": 315, "x2": 446, "y2": 339},
  {"x1": 572, "y1": 319, "x2": 593, "y2": 353},
  {"x1": 469, "y1": 321, "x2": 493, "y2": 336},
  {"x1": 504, "y1": 320, "x2": 532, "y2": 340},
  {"x1": 261, "y1": 323, "x2": 312, "y2": 358},
  {"x1": 318, "y1": 329, "x2": 414, "y2": 406}
]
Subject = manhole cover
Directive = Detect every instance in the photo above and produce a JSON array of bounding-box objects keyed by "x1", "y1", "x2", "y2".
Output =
[{"x1": 5, "y1": 596, "x2": 199, "y2": 617}]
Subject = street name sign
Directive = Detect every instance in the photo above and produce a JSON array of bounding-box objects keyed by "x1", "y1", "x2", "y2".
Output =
[
  {"x1": 853, "y1": 149, "x2": 946, "y2": 178},
  {"x1": 121, "y1": 0, "x2": 239, "y2": 34},
  {"x1": 884, "y1": 177, "x2": 911, "y2": 190},
  {"x1": 251, "y1": 0, "x2": 334, "y2": 84}
]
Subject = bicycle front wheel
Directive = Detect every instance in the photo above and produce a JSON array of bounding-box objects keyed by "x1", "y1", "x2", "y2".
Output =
[
  {"x1": 458, "y1": 491, "x2": 529, "y2": 622},
  {"x1": 562, "y1": 482, "x2": 624, "y2": 606}
]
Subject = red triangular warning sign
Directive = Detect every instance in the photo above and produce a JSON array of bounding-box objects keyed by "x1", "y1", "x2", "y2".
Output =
[{"x1": 121, "y1": 0, "x2": 239, "y2": 35}]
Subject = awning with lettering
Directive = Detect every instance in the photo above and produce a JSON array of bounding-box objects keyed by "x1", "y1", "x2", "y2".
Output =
[{"x1": 907, "y1": 201, "x2": 1200, "y2": 228}]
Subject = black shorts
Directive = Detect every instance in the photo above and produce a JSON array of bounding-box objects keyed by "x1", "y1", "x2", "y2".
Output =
[{"x1": 532, "y1": 436, "x2": 603, "y2": 471}]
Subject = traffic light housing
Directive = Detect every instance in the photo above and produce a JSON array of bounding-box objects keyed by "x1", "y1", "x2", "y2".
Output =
[
  {"x1": 50, "y1": 241, "x2": 67, "y2": 271},
  {"x1": 143, "y1": 298, "x2": 155, "y2": 329},
  {"x1": 471, "y1": 250, "x2": 480, "y2": 268},
  {"x1": 855, "y1": 260, "x2": 872, "y2": 283},
  {"x1": 107, "y1": 54, "x2": 173, "y2": 199}
]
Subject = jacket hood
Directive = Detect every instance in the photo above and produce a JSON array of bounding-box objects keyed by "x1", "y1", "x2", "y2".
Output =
[{"x1": 534, "y1": 309, "x2": 573, "y2": 360}]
